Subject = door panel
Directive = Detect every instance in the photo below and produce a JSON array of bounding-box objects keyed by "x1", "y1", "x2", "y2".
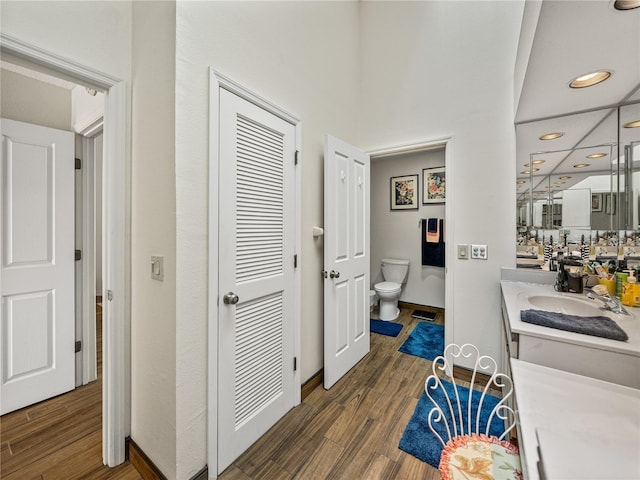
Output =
[
  {"x1": 1, "y1": 118, "x2": 75, "y2": 415},
  {"x1": 323, "y1": 135, "x2": 370, "y2": 389},
  {"x1": 217, "y1": 89, "x2": 296, "y2": 472}
]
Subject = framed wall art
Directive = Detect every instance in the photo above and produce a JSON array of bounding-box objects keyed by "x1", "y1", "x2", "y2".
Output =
[
  {"x1": 423, "y1": 166, "x2": 445, "y2": 204},
  {"x1": 591, "y1": 193, "x2": 602, "y2": 212},
  {"x1": 390, "y1": 174, "x2": 419, "y2": 210}
]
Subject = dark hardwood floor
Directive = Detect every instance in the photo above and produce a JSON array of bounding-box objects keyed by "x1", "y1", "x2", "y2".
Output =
[
  {"x1": 1, "y1": 303, "x2": 447, "y2": 479},
  {"x1": 0, "y1": 300, "x2": 142, "y2": 480},
  {"x1": 218, "y1": 305, "x2": 444, "y2": 480}
]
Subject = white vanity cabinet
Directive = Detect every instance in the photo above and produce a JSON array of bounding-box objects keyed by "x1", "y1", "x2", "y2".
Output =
[{"x1": 500, "y1": 279, "x2": 640, "y2": 389}]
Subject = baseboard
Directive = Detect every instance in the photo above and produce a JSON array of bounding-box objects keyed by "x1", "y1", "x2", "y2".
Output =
[
  {"x1": 126, "y1": 437, "x2": 168, "y2": 480},
  {"x1": 399, "y1": 301, "x2": 443, "y2": 312},
  {"x1": 301, "y1": 369, "x2": 323, "y2": 400}
]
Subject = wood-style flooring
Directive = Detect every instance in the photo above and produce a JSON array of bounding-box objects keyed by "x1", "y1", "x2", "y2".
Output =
[
  {"x1": 218, "y1": 305, "x2": 445, "y2": 480},
  {"x1": 0, "y1": 301, "x2": 142, "y2": 480},
  {"x1": 2, "y1": 304, "x2": 448, "y2": 479}
]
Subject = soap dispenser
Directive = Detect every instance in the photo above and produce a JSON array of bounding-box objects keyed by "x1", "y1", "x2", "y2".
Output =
[{"x1": 622, "y1": 271, "x2": 640, "y2": 307}]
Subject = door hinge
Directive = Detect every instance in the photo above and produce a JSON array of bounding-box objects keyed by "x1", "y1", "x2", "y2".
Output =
[
  {"x1": 75, "y1": 158, "x2": 82, "y2": 170},
  {"x1": 293, "y1": 356, "x2": 297, "y2": 371},
  {"x1": 107, "y1": 290, "x2": 113, "y2": 301},
  {"x1": 75, "y1": 249, "x2": 82, "y2": 261},
  {"x1": 75, "y1": 340, "x2": 82, "y2": 353},
  {"x1": 295, "y1": 150, "x2": 299, "y2": 165},
  {"x1": 294, "y1": 254, "x2": 298, "y2": 268}
]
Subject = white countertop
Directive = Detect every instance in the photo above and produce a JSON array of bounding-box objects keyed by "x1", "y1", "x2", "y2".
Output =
[
  {"x1": 501, "y1": 280, "x2": 640, "y2": 358},
  {"x1": 511, "y1": 359, "x2": 640, "y2": 480}
]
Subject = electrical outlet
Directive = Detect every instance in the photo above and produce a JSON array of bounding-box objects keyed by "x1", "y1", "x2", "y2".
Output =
[
  {"x1": 457, "y1": 244, "x2": 469, "y2": 260},
  {"x1": 471, "y1": 244, "x2": 488, "y2": 260}
]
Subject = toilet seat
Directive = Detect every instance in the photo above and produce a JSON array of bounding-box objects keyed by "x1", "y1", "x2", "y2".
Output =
[{"x1": 375, "y1": 281, "x2": 401, "y2": 293}]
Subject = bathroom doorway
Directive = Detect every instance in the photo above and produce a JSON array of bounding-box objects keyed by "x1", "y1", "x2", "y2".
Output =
[{"x1": 369, "y1": 139, "x2": 450, "y2": 338}]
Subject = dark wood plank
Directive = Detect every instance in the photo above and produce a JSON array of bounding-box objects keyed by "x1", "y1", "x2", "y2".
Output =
[{"x1": 0, "y1": 299, "x2": 141, "y2": 480}]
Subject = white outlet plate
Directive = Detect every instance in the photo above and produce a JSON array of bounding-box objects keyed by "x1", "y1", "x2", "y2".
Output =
[
  {"x1": 471, "y1": 244, "x2": 488, "y2": 260},
  {"x1": 457, "y1": 244, "x2": 469, "y2": 260}
]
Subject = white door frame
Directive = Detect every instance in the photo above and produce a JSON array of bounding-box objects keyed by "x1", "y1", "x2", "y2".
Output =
[
  {"x1": 208, "y1": 69, "x2": 302, "y2": 478},
  {"x1": 368, "y1": 136, "x2": 455, "y2": 349},
  {"x1": 0, "y1": 34, "x2": 130, "y2": 467},
  {"x1": 79, "y1": 121, "x2": 104, "y2": 387}
]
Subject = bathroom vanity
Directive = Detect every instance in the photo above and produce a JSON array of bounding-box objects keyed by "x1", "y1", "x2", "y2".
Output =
[
  {"x1": 510, "y1": 359, "x2": 640, "y2": 480},
  {"x1": 500, "y1": 268, "x2": 640, "y2": 389}
]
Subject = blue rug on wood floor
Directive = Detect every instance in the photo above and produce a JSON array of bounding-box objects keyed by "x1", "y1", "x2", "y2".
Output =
[
  {"x1": 370, "y1": 319, "x2": 403, "y2": 337},
  {"x1": 398, "y1": 380, "x2": 502, "y2": 467},
  {"x1": 398, "y1": 322, "x2": 444, "y2": 361}
]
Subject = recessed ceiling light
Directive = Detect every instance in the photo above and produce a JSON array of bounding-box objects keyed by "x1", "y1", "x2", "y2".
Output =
[
  {"x1": 540, "y1": 132, "x2": 564, "y2": 140},
  {"x1": 521, "y1": 168, "x2": 540, "y2": 174},
  {"x1": 614, "y1": 0, "x2": 640, "y2": 10},
  {"x1": 517, "y1": 180, "x2": 526, "y2": 185},
  {"x1": 573, "y1": 163, "x2": 590, "y2": 168},
  {"x1": 569, "y1": 70, "x2": 611, "y2": 88},
  {"x1": 559, "y1": 176, "x2": 571, "y2": 180},
  {"x1": 623, "y1": 120, "x2": 640, "y2": 128},
  {"x1": 532, "y1": 159, "x2": 546, "y2": 165},
  {"x1": 587, "y1": 153, "x2": 607, "y2": 159}
]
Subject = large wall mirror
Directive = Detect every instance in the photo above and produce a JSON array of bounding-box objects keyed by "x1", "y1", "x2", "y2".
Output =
[
  {"x1": 516, "y1": 90, "x2": 640, "y2": 269},
  {"x1": 513, "y1": 0, "x2": 640, "y2": 270}
]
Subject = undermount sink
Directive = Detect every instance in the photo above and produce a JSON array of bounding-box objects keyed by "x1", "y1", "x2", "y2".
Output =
[{"x1": 525, "y1": 295, "x2": 603, "y2": 317}]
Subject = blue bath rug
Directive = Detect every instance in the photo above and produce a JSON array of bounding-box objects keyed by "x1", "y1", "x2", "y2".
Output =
[
  {"x1": 399, "y1": 380, "x2": 502, "y2": 468},
  {"x1": 398, "y1": 322, "x2": 444, "y2": 361},
  {"x1": 370, "y1": 319, "x2": 403, "y2": 337}
]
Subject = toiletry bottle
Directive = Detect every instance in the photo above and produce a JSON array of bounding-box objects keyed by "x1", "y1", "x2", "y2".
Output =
[{"x1": 622, "y1": 272, "x2": 640, "y2": 307}]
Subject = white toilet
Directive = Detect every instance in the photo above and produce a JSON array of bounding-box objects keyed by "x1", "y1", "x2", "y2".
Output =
[{"x1": 374, "y1": 258, "x2": 409, "y2": 321}]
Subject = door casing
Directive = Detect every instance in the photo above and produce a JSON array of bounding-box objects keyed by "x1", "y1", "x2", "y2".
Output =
[
  {"x1": 208, "y1": 69, "x2": 302, "y2": 478},
  {"x1": 0, "y1": 33, "x2": 130, "y2": 467}
]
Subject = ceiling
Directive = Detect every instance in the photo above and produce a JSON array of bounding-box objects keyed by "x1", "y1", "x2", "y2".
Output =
[{"x1": 515, "y1": 0, "x2": 640, "y2": 202}]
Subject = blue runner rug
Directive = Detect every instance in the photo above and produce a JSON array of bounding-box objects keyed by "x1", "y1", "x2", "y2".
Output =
[
  {"x1": 399, "y1": 380, "x2": 502, "y2": 467},
  {"x1": 370, "y1": 319, "x2": 403, "y2": 337},
  {"x1": 398, "y1": 322, "x2": 444, "y2": 361}
]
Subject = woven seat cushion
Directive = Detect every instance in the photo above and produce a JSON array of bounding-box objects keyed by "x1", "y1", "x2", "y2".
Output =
[{"x1": 439, "y1": 433, "x2": 522, "y2": 480}]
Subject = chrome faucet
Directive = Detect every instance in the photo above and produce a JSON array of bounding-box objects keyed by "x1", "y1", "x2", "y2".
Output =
[{"x1": 586, "y1": 291, "x2": 630, "y2": 315}]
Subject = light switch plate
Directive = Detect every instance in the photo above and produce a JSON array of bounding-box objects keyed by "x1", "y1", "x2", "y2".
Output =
[
  {"x1": 151, "y1": 255, "x2": 164, "y2": 281},
  {"x1": 457, "y1": 244, "x2": 469, "y2": 260},
  {"x1": 471, "y1": 244, "x2": 488, "y2": 260}
]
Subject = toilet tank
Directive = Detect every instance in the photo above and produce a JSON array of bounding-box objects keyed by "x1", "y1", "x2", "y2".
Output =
[{"x1": 381, "y1": 258, "x2": 410, "y2": 283}]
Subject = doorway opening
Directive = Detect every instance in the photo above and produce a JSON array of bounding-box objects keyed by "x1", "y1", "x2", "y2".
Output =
[
  {"x1": 0, "y1": 33, "x2": 129, "y2": 467},
  {"x1": 369, "y1": 138, "x2": 454, "y2": 349}
]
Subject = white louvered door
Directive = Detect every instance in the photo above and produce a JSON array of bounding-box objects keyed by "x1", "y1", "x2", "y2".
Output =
[{"x1": 218, "y1": 89, "x2": 296, "y2": 472}]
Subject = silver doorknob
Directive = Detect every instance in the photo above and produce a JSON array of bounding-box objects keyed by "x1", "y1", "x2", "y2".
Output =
[
  {"x1": 329, "y1": 270, "x2": 340, "y2": 279},
  {"x1": 223, "y1": 292, "x2": 239, "y2": 305}
]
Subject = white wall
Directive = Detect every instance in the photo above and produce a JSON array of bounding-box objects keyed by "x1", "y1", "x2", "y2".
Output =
[
  {"x1": 72, "y1": 86, "x2": 105, "y2": 133},
  {"x1": 0, "y1": 68, "x2": 71, "y2": 130},
  {"x1": 371, "y1": 149, "x2": 446, "y2": 308},
  {"x1": 359, "y1": 1, "x2": 523, "y2": 364},
  {"x1": 175, "y1": 2, "x2": 360, "y2": 476},
  {"x1": 131, "y1": 2, "x2": 177, "y2": 478}
]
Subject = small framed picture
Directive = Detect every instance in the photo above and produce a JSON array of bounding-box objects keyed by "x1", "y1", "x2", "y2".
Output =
[
  {"x1": 423, "y1": 166, "x2": 446, "y2": 204},
  {"x1": 605, "y1": 192, "x2": 616, "y2": 215},
  {"x1": 390, "y1": 174, "x2": 419, "y2": 210},
  {"x1": 591, "y1": 193, "x2": 602, "y2": 212}
]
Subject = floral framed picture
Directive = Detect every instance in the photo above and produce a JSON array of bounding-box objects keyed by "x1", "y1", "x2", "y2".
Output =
[
  {"x1": 423, "y1": 166, "x2": 446, "y2": 204},
  {"x1": 390, "y1": 174, "x2": 419, "y2": 210}
]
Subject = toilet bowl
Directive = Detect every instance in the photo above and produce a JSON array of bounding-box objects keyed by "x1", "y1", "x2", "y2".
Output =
[
  {"x1": 374, "y1": 258, "x2": 409, "y2": 321},
  {"x1": 374, "y1": 281, "x2": 402, "y2": 320}
]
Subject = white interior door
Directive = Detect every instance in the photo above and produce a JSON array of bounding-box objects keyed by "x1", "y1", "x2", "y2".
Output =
[
  {"x1": 217, "y1": 88, "x2": 297, "y2": 473},
  {"x1": 323, "y1": 135, "x2": 370, "y2": 389},
  {"x1": 0, "y1": 118, "x2": 75, "y2": 415}
]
